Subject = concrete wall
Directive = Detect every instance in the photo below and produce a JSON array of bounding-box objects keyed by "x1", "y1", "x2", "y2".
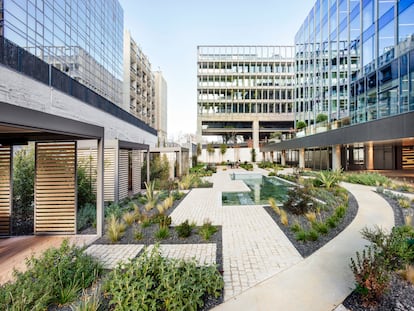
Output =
[
  {"x1": 0, "y1": 65, "x2": 157, "y2": 146},
  {"x1": 201, "y1": 147, "x2": 265, "y2": 164}
]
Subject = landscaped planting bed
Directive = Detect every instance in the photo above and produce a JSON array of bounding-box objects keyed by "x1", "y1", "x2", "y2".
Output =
[
  {"x1": 264, "y1": 171, "x2": 358, "y2": 257},
  {"x1": 343, "y1": 183, "x2": 414, "y2": 311}
]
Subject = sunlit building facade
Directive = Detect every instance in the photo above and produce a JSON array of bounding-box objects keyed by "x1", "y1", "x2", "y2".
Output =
[
  {"x1": 295, "y1": 0, "x2": 414, "y2": 126},
  {"x1": 197, "y1": 45, "x2": 295, "y2": 152},
  {"x1": 0, "y1": 0, "x2": 123, "y2": 106},
  {"x1": 263, "y1": 0, "x2": 414, "y2": 171}
]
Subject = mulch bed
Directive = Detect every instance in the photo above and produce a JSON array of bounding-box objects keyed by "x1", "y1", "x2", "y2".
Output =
[
  {"x1": 343, "y1": 191, "x2": 414, "y2": 311},
  {"x1": 263, "y1": 191, "x2": 359, "y2": 257},
  {"x1": 92, "y1": 190, "x2": 224, "y2": 310}
]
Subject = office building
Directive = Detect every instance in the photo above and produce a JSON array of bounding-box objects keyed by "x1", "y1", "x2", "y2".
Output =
[
  {"x1": 263, "y1": 0, "x2": 414, "y2": 170},
  {"x1": 0, "y1": 0, "x2": 123, "y2": 106},
  {"x1": 197, "y1": 45, "x2": 295, "y2": 157}
]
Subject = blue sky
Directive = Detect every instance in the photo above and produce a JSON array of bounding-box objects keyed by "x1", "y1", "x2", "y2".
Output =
[{"x1": 119, "y1": 0, "x2": 315, "y2": 140}]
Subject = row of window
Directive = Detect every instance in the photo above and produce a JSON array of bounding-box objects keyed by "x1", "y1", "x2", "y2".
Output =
[{"x1": 198, "y1": 102, "x2": 293, "y2": 114}]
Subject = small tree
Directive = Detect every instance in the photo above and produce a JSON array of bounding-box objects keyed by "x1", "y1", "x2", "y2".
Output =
[
  {"x1": 316, "y1": 113, "x2": 328, "y2": 123},
  {"x1": 206, "y1": 143, "x2": 215, "y2": 163},
  {"x1": 219, "y1": 143, "x2": 227, "y2": 162},
  {"x1": 251, "y1": 148, "x2": 256, "y2": 163},
  {"x1": 296, "y1": 120, "x2": 307, "y2": 130}
]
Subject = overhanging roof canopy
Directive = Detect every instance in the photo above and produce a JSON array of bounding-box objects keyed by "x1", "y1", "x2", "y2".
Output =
[{"x1": 0, "y1": 102, "x2": 104, "y2": 144}]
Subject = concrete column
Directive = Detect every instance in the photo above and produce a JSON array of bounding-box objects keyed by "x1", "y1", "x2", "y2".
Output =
[
  {"x1": 96, "y1": 138, "x2": 104, "y2": 237},
  {"x1": 252, "y1": 120, "x2": 259, "y2": 151},
  {"x1": 299, "y1": 148, "x2": 305, "y2": 169},
  {"x1": 146, "y1": 151, "x2": 150, "y2": 183},
  {"x1": 281, "y1": 150, "x2": 286, "y2": 166},
  {"x1": 366, "y1": 142, "x2": 374, "y2": 170},
  {"x1": 332, "y1": 145, "x2": 342, "y2": 171}
]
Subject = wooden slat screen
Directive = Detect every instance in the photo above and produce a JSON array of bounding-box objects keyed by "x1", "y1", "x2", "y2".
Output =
[
  {"x1": 118, "y1": 149, "x2": 129, "y2": 201},
  {"x1": 77, "y1": 148, "x2": 116, "y2": 202},
  {"x1": 0, "y1": 146, "x2": 11, "y2": 236},
  {"x1": 35, "y1": 142, "x2": 76, "y2": 234},
  {"x1": 402, "y1": 146, "x2": 414, "y2": 169},
  {"x1": 104, "y1": 149, "x2": 116, "y2": 202}
]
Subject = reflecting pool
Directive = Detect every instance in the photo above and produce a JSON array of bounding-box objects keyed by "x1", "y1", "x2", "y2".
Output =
[{"x1": 222, "y1": 173, "x2": 293, "y2": 205}]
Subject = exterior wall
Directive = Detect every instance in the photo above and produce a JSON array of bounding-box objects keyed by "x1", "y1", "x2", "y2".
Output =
[
  {"x1": 197, "y1": 46, "x2": 295, "y2": 149},
  {"x1": 154, "y1": 71, "x2": 168, "y2": 146},
  {"x1": 295, "y1": 0, "x2": 414, "y2": 127},
  {"x1": 1, "y1": 0, "x2": 123, "y2": 106},
  {"x1": 123, "y1": 30, "x2": 156, "y2": 127},
  {"x1": 0, "y1": 65, "x2": 158, "y2": 146}
]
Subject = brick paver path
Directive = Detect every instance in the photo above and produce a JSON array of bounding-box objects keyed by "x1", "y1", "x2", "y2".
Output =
[{"x1": 170, "y1": 169, "x2": 302, "y2": 300}]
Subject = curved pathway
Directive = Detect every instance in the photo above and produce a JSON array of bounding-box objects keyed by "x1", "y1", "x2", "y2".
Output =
[{"x1": 213, "y1": 182, "x2": 395, "y2": 311}]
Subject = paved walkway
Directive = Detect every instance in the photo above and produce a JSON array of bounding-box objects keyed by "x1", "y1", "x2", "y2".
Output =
[
  {"x1": 213, "y1": 182, "x2": 395, "y2": 311},
  {"x1": 170, "y1": 169, "x2": 302, "y2": 300}
]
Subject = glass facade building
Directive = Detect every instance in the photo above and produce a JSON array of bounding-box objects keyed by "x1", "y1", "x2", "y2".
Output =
[
  {"x1": 295, "y1": 0, "x2": 414, "y2": 126},
  {"x1": 0, "y1": 0, "x2": 123, "y2": 106},
  {"x1": 197, "y1": 45, "x2": 295, "y2": 149}
]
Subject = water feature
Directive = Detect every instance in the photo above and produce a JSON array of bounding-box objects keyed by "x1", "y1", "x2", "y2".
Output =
[{"x1": 222, "y1": 173, "x2": 293, "y2": 205}]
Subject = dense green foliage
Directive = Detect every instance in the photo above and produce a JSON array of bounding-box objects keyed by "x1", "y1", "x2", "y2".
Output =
[
  {"x1": 12, "y1": 145, "x2": 35, "y2": 219},
  {"x1": 342, "y1": 172, "x2": 391, "y2": 186},
  {"x1": 350, "y1": 225, "x2": 414, "y2": 306},
  {"x1": 77, "y1": 156, "x2": 96, "y2": 208},
  {"x1": 296, "y1": 120, "x2": 307, "y2": 130},
  {"x1": 142, "y1": 154, "x2": 170, "y2": 189},
  {"x1": 315, "y1": 113, "x2": 328, "y2": 123},
  {"x1": 0, "y1": 240, "x2": 102, "y2": 310},
  {"x1": 103, "y1": 246, "x2": 223, "y2": 310}
]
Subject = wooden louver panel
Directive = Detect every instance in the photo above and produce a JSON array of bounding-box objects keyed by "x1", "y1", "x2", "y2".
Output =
[
  {"x1": 35, "y1": 142, "x2": 76, "y2": 234},
  {"x1": 0, "y1": 146, "x2": 11, "y2": 236},
  {"x1": 402, "y1": 146, "x2": 414, "y2": 169},
  {"x1": 132, "y1": 150, "x2": 142, "y2": 195},
  {"x1": 77, "y1": 148, "x2": 116, "y2": 202},
  {"x1": 118, "y1": 149, "x2": 129, "y2": 201}
]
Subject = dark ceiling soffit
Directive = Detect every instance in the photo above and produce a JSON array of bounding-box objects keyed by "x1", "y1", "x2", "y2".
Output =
[
  {"x1": 0, "y1": 102, "x2": 104, "y2": 139},
  {"x1": 261, "y1": 112, "x2": 414, "y2": 151},
  {"x1": 119, "y1": 140, "x2": 149, "y2": 151}
]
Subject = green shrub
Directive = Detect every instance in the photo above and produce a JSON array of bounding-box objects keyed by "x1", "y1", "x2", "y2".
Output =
[
  {"x1": 342, "y1": 172, "x2": 391, "y2": 186},
  {"x1": 316, "y1": 113, "x2": 328, "y2": 123},
  {"x1": 312, "y1": 221, "x2": 329, "y2": 234},
  {"x1": 198, "y1": 220, "x2": 218, "y2": 241},
  {"x1": 361, "y1": 225, "x2": 414, "y2": 271},
  {"x1": 77, "y1": 203, "x2": 96, "y2": 231},
  {"x1": 326, "y1": 216, "x2": 338, "y2": 228},
  {"x1": 103, "y1": 246, "x2": 223, "y2": 310},
  {"x1": 0, "y1": 240, "x2": 101, "y2": 310},
  {"x1": 105, "y1": 203, "x2": 123, "y2": 219},
  {"x1": 296, "y1": 120, "x2": 307, "y2": 130},
  {"x1": 175, "y1": 220, "x2": 193, "y2": 238},
  {"x1": 313, "y1": 170, "x2": 341, "y2": 189},
  {"x1": 350, "y1": 246, "x2": 389, "y2": 306},
  {"x1": 307, "y1": 229, "x2": 319, "y2": 241},
  {"x1": 290, "y1": 222, "x2": 302, "y2": 233},
  {"x1": 155, "y1": 227, "x2": 170, "y2": 240},
  {"x1": 398, "y1": 198, "x2": 411, "y2": 209},
  {"x1": 334, "y1": 205, "x2": 347, "y2": 219},
  {"x1": 283, "y1": 187, "x2": 313, "y2": 215},
  {"x1": 296, "y1": 229, "x2": 308, "y2": 241},
  {"x1": 152, "y1": 215, "x2": 172, "y2": 229}
]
